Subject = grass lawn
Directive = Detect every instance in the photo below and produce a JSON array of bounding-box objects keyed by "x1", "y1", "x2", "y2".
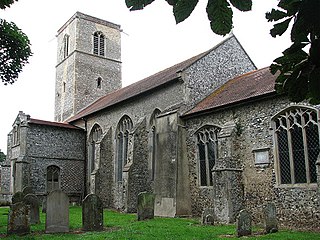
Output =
[{"x1": 0, "y1": 206, "x2": 319, "y2": 239}]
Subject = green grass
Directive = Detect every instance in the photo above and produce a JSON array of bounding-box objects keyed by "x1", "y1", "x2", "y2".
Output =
[{"x1": 0, "y1": 206, "x2": 319, "y2": 239}]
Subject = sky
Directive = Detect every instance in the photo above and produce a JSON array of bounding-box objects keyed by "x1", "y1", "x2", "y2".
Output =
[{"x1": 0, "y1": 0, "x2": 291, "y2": 153}]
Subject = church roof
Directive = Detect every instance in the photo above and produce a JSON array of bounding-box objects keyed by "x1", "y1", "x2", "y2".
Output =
[
  {"x1": 67, "y1": 36, "x2": 238, "y2": 122},
  {"x1": 183, "y1": 67, "x2": 278, "y2": 118},
  {"x1": 29, "y1": 118, "x2": 82, "y2": 130}
]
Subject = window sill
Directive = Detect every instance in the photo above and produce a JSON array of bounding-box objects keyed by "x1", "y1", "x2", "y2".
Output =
[{"x1": 275, "y1": 183, "x2": 318, "y2": 189}]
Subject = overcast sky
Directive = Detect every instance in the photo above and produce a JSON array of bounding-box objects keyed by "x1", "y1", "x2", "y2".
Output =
[{"x1": 0, "y1": 0, "x2": 291, "y2": 153}]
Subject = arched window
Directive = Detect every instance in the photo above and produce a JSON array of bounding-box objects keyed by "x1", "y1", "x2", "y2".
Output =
[
  {"x1": 116, "y1": 115, "x2": 133, "y2": 182},
  {"x1": 93, "y1": 31, "x2": 105, "y2": 56},
  {"x1": 47, "y1": 165, "x2": 60, "y2": 193},
  {"x1": 149, "y1": 109, "x2": 161, "y2": 180},
  {"x1": 88, "y1": 124, "x2": 102, "y2": 174},
  {"x1": 12, "y1": 125, "x2": 20, "y2": 145},
  {"x1": 196, "y1": 126, "x2": 220, "y2": 186},
  {"x1": 273, "y1": 106, "x2": 319, "y2": 185},
  {"x1": 63, "y1": 34, "x2": 69, "y2": 58}
]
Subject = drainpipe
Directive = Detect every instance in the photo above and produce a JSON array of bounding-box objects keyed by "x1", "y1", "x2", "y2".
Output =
[{"x1": 82, "y1": 118, "x2": 88, "y2": 200}]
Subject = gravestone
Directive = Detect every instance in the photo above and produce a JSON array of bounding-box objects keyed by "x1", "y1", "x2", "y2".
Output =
[
  {"x1": 82, "y1": 194, "x2": 103, "y2": 231},
  {"x1": 201, "y1": 208, "x2": 214, "y2": 225},
  {"x1": 23, "y1": 194, "x2": 40, "y2": 224},
  {"x1": 137, "y1": 192, "x2": 155, "y2": 221},
  {"x1": 22, "y1": 186, "x2": 34, "y2": 196},
  {"x1": 42, "y1": 197, "x2": 47, "y2": 213},
  {"x1": 45, "y1": 189, "x2": 69, "y2": 233},
  {"x1": 236, "y1": 209, "x2": 252, "y2": 237},
  {"x1": 7, "y1": 202, "x2": 30, "y2": 235},
  {"x1": 264, "y1": 203, "x2": 278, "y2": 233},
  {"x1": 11, "y1": 191, "x2": 25, "y2": 204}
]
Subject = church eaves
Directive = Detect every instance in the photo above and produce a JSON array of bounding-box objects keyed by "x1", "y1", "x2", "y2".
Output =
[{"x1": 182, "y1": 67, "x2": 278, "y2": 118}]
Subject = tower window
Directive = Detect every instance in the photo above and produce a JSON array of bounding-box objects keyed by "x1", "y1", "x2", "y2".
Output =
[
  {"x1": 97, "y1": 77, "x2": 102, "y2": 89},
  {"x1": 63, "y1": 82, "x2": 66, "y2": 93},
  {"x1": 93, "y1": 31, "x2": 105, "y2": 57},
  {"x1": 63, "y1": 34, "x2": 69, "y2": 58}
]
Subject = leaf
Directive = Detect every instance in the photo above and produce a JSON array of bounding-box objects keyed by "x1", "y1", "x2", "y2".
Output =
[
  {"x1": 278, "y1": 0, "x2": 301, "y2": 15},
  {"x1": 206, "y1": 0, "x2": 233, "y2": 36},
  {"x1": 283, "y1": 42, "x2": 308, "y2": 55},
  {"x1": 173, "y1": 0, "x2": 199, "y2": 24},
  {"x1": 270, "y1": 18, "x2": 292, "y2": 37},
  {"x1": 125, "y1": 0, "x2": 155, "y2": 11},
  {"x1": 0, "y1": 0, "x2": 15, "y2": 10},
  {"x1": 266, "y1": 9, "x2": 288, "y2": 22},
  {"x1": 229, "y1": 0, "x2": 252, "y2": 12},
  {"x1": 165, "y1": 0, "x2": 178, "y2": 6},
  {"x1": 308, "y1": 67, "x2": 320, "y2": 104}
]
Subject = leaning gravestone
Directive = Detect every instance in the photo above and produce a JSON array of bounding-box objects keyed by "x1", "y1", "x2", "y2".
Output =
[
  {"x1": 45, "y1": 189, "x2": 69, "y2": 233},
  {"x1": 201, "y1": 208, "x2": 214, "y2": 225},
  {"x1": 264, "y1": 202, "x2": 278, "y2": 233},
  {"x1": 7, "y1": 202, "x2": 30, "y2": 235},
  {"x1": 11, "y1": 191, "x2": 25, "y2": 204},
  {"x1": 22, "y1": 186, "x2": 34, "y2": 196},
  {"x1": 137, "y1": 192, "x2": 155, "y2": 221},
  {"x1": 236, "y1": 209, "x2": 252, "y2": 237},
  {"x1": 82, "y1": 194, "x2": 103, "y2": 231},
  {"x1": 23, "y1": 194, "x2": 40, "y2": 224}
]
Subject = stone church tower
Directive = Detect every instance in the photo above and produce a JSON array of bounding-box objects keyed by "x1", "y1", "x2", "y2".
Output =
[{"x1": 54, "y1": 12, "x2": 122, "y2": 122}]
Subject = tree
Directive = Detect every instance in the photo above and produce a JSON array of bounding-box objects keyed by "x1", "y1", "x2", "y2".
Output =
[
  {"x1": 0, "y1": 150, "x2": 5, "y2": 162},
  {"x1": 125, "y1": 0, "x2": 320, "y2": 104},
  {"x1": 0, "y1": 0, "x2": 32, "y2": 85}
]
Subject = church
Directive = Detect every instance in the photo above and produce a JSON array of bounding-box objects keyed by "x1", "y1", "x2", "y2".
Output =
[{"x1": 1, "y1": 12, "x2": 319, "y2": 230}]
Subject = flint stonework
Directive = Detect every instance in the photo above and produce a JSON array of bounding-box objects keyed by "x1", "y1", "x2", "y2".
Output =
[
  {"x1": 82, "y1": 194, "x2": 103, "y2": 231},
  {"x1": 264, "y1": 203, "x2": 278, "y2": 233},
  {"x1": 236, "y1": 209, "x2": 252, "y2": 237},
  {"x1": 137, "y1": 192, "x2": 155, "y2": 221},
  {"x1": 7, "y1": 202, "x2": 30, "y2": 235},
  {"x1": 23, "y1": 194, "x2": 40, "y2": 224},
  {"x1": 45, "y1": 189, "x2": 69, "y2": 233}
]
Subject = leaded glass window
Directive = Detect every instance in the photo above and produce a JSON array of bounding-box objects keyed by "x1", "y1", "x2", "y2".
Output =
[
  {"x1": 89, "y1": 124, "x2": 102, "y2": 174},
  {"x1": 93, "y1": 31, "x2": 105, "y2": 56},
  {"x1": 116, "y1": 116, "x2": 133, "y2": 182},
  {"x1": 196, "y1": 126, "x2": 220, "y2": 186},
  {"x1": 47, "y1": 165, "x2": 60, "y2": 193},
  {"x1": 273, "y1": 107, "x2": 320, "y2": 185}
]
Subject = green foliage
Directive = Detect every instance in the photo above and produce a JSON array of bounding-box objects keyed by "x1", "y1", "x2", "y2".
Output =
[
  {"x1": 0, "y1": 19, "x2": 32, "y2": 85},
  {"x1": 126, "y1": 0, "x2": 252, "y2": 36},
  {"x1": 0, "y1": 150, "x2": 5, "y2": 161},
  {"x1": 267, "y1": 0, "x2": 320, "y2": 104},
  {"x1": 0, "y1": 0, "x2": 17, "y2": 10},
  {"x1": 125, "y1": 0, "x2": 320, "y2": 103},
  {"x1": 1, "y1": 206, "x2": 320, "y2": 239}
]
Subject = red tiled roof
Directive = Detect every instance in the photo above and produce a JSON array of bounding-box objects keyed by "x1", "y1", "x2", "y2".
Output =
[
  {"x1": 29, "y1": 118, "x2": 82, "y2": 130},
  {"x1": 183, "y1": 67, "x2": 278, "y2": 117},
  {"x1": 67, "y1": 46, "x2": 213, "y2": 122}
]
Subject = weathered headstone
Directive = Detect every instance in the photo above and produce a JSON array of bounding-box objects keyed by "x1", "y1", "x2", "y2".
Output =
[
  {"x1": 45, "y1": 189, "x2": 69, "y2": 233},
  {"x1": 23, "y1": 194, "x2": 40, "y2": 224},
  {"x1": 201, "y1": 208, "x2": 214, "y2": 225},
  {"x1": 82, "y1": 194, "x2": 103, "y2": 231},
  {"x1": 7, "y1": 202, "x2": 30, "y2": 235},
  {"x1": 11, "y1": 191, "x2": 24, "y2": 204},
  {"x1": 22, "y1": 186, "x2": 34, "y2": 196},
  {"x1": 236, "y1": 209, "x2": 252, "y2": 237},
  {"x1": 137, "y1": 192, "x2": 155, "y2": 221},
  {"x1": 42, "y1": 197, "x2": 47, "y2": 213},
  {"x1": 264, "y1": 203, "x2": 278, "y2": 233}
]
